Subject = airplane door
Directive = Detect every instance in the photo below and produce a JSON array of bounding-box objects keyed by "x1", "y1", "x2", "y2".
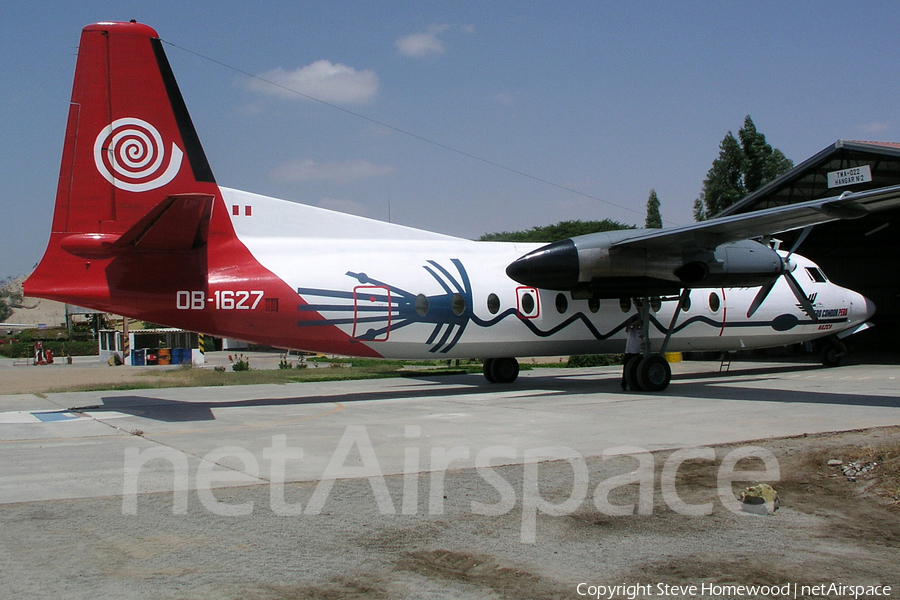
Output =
[{"x1": 353, "y1": 285, "x2": 392, "y2": 341}]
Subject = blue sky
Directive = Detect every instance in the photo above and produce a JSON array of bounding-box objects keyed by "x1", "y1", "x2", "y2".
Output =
[{"x1": 2, "y1": 1, "x2": 898, "y2": 278}]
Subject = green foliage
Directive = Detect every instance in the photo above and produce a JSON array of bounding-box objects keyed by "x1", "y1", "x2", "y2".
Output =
[
  {"x1": 479, "y1": 219, "x2": 635, "y2": 243},
  {"x1": 229, "y1": 353, "x2": 250, "y2": 371},
  {"x1": 645, "y1": 189, "x2": 662, "y2": 229},
  {"x1": 278, "y1": 353, "x2": 307, "y2": 369},
  {"x1": 13, "y1": 329, "x2": 33, "y2": 342},
  {"x1": 567, "y1": 354, "x2": 623, "y2": 367},
  {"x1": 694, "y1": 116, "x2": 793, "y2": 220},
  {"x1": 0, "y1": 340, "x2": 99, "y2": 358},
  {"x1": 739, "y1": 116, "x2": 793, "y2": 193},
  {"x1": 693, "y1": 198, "x2": 707, "y2": 222},
  {"x1": 695, "y1": 132, "x2": 746, "y2": 220}
]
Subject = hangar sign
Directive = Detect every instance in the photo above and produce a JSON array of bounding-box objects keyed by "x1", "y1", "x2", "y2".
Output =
[{"x1": 827, "y1": 165, "x2": 872, "y2": 188}]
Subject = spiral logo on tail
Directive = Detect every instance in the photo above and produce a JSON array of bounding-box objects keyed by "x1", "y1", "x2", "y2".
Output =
[{"x1": 93, "y1": 118, "x2": 184, "y2": 192}]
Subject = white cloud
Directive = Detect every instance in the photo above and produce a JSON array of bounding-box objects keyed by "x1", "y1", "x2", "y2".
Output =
[
  {"x1": 395, "y1": 24, "x2": 459, "y2": 57},
  {"x1": 270, "y1": 159, "x2": 396, "y2": 183},
  {"x1": 247, "y1": 60, "x2": 378, "y2": 105},
  {"x1": 395, "y1": 32, "x2": 445, "y2": 57}
]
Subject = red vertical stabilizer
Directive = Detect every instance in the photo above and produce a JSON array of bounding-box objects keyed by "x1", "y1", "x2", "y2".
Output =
[
  {"x1": 25, "y1": 21, "x2": 218, "y2": 309},
  {"x1": 24, "y1": 22, "x2": 379, "y2": 356}
]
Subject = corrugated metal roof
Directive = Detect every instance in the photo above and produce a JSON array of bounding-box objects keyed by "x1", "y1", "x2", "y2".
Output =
[
  {"x1": 843, "y1": 140, "x2": 900, "y2": 150},
  {"x1": 717, "y1": 139, "x2": 900, "y2": 217}
]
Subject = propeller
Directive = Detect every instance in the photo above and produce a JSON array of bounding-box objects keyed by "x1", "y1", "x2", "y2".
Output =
[{"x1": 746, "y1": 226, "x2": 818, "y2": 321}]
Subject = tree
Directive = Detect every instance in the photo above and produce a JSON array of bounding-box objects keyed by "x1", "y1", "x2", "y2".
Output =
[
  {"x1": 739, "y1": 116, "x2": 793, "y2": 193},
  {"x1": 645, "y1": 189, "x2": 662, "y2": 229},
  {"x1": 479, "y1": 219, "x2": 634, "y2": 243},
  {"x1": 694, "y1": 116, "x2": 793, "y2": 221}
]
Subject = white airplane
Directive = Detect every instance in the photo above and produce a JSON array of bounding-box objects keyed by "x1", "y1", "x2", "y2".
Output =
[{"x1": 24, "y1": 22, "x2": 900, "y2": 391}]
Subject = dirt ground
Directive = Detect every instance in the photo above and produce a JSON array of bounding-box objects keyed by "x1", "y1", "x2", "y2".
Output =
[
  {"x1": 0, "y1": 361, "x2": 180, "y2": 394},
  {"x1": 1, "y1": 429, "x2": 899, "y2": 598},
  {"x1": 0, "y1": 350, "x2": 295, "y2": 394}
]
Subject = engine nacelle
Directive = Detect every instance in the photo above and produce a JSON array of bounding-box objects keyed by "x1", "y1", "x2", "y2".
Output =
[
  {"x1": 676, "y1": 240, "x2": 784, "y2": 287},
  {"x1": 506, "y1": 233, "x2": 784, "y2": 294}
]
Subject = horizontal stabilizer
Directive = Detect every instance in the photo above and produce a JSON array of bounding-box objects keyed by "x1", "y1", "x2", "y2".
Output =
[
  {"x1": 118, "y1": 193, "x2": 213, "y2": 251},
  {"x1": 59, "y1": 194, "x2": 213, "y2": 258}
]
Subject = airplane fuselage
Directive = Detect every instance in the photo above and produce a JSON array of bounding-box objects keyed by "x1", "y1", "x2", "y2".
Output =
[{"x1": 129, "y1": 188, "x2": 869, "y2": 360}]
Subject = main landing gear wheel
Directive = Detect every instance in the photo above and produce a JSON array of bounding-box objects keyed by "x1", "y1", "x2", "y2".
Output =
[
  {"x1": 637, "y1": 355, "x2": 672, "y2": 392},
  {"x1": 483, "y1": 357, "x2": 519, "y2": 384},
  {"x1": 482, "y1": 359, "x2": 496, "y2": 383},
  {"x1": 624, "y1": 356, "x2": 643, "y2": 391}
]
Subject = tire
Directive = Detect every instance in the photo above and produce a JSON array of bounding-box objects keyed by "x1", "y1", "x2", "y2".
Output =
[
  {"x1": 482, "y1": 359, "x2": 497, "y2": 383},
  {"x1": 624, "y1": 355, "x2": 643, "y2": 391},
  {"x1": 637, "y1": 355, "x2": 672, "y2": 392},
  {"x1": 489, "y1": 357, "x2": 519, "y2": 384},
  {"x1": 820, "y1": 345, "x2": 842, "y2": 368}
]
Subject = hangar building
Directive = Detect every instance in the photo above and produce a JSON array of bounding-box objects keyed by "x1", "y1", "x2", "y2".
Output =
[{"x1": 718, "y1": 140, "x2": 900, "y2": 351}]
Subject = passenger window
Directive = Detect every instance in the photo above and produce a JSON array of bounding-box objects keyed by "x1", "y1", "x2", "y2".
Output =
[
  {"x1": 451, "y1": 293, "x2": 466, "y2": 316},
  {"x1": 521, "y1": 293, "x2": 534, "y2": 314},
  {"x1": 415, "y1": 294, "x2": 429, "y2": 316},
  {"x1": 588, "y1": 298, "x2": 600, "y2": 313},
  {"x1": 619, "y1": 298, "x2": 631, "y2": 312},
  {"x1": 555, "y1": 293, "x2": 568, "y2": 314},
  {"x1": 708, "y1": 292, "x2": 720, "y2": 312},
  {"x1": 487, "y1": 293, "x2": 500, "y2": 315}
]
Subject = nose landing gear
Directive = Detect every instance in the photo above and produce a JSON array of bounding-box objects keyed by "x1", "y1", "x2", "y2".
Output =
[
  {"x1": 819, "y1": 337, "x2": 848, "y2": 368},
  {"x1": 634, "y1": 354, "x2": 672, "y2": 392}
]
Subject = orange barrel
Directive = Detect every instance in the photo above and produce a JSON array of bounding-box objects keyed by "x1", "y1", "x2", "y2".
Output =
[{"x1": 158, "y1": 348, "x2": 171, "y2": 365}]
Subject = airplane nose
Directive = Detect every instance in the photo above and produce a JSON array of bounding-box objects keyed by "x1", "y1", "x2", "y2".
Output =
[
  {"x1": 852, "y1": 294, "x2": 876, "y2": 322},
  {"x1": 863, "y1": 295, "x2": 876, "y2": 320}
]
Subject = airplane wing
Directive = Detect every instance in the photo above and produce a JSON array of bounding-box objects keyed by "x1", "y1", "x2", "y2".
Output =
[
  {"x1": 607, "y1": 183, "x2": 900, "y2": 253},
  {"x1": 507, "y1": 184, "x2": 900, "y2": 294}
]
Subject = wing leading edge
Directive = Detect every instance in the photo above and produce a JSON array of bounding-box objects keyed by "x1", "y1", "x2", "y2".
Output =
[
  {"x1": 507, "y1": 184, "x2": 900, "y2": 294},
  {"x1": 608, "y1": 184, "x2": 900, "y2": 253}
]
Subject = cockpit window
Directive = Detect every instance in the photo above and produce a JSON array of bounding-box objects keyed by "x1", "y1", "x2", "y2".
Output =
[{"x1": 805, "y1": 267, "x2": 827, "y2": 283}]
